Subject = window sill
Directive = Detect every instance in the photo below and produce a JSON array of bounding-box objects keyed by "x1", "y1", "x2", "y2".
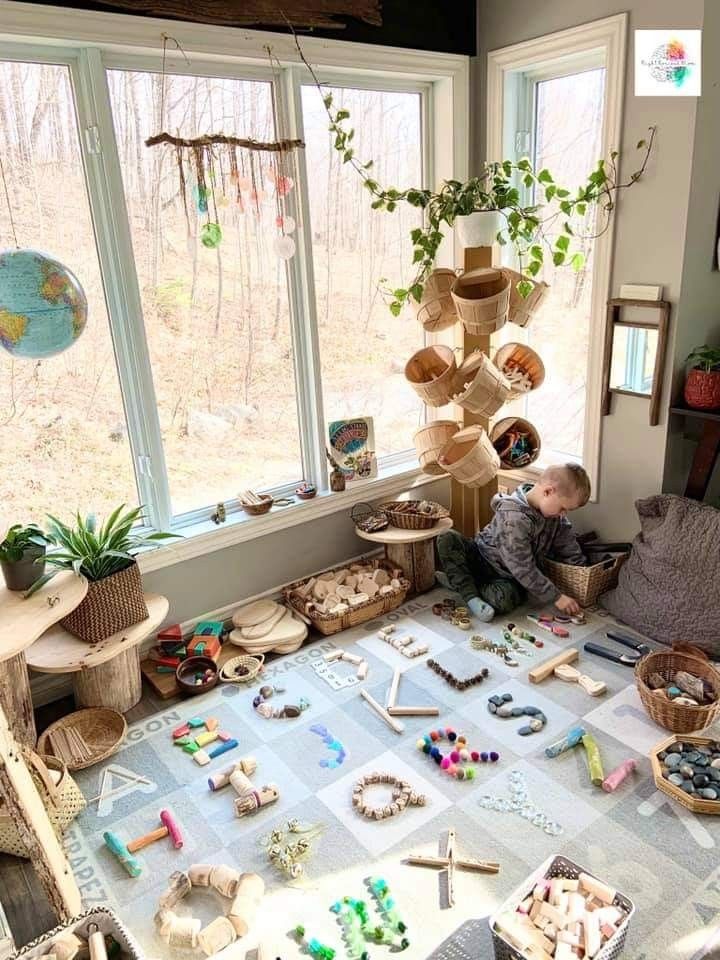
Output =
[{"x1": 137, "y1": 463, "x2": 447, "y2": 573}]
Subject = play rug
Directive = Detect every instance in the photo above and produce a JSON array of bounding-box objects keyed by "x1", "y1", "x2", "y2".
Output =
[{"x1": 65, "y1": 590, "x2": 720, "y2": 960}]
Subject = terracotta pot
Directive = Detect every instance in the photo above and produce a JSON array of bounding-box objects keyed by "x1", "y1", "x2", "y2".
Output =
[
  {"x1": 0, "y1": 545, "x2": 46, "y2": 592},
  {"x1": 684, "y1": 368, "x2": 720, "y2": 411}
]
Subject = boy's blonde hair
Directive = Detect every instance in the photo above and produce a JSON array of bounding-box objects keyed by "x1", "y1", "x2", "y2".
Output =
[{"x1": 540, "y1": 463, "x2": 591, "y2": 506}]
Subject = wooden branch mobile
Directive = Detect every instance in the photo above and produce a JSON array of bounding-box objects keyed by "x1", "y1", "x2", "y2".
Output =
[{"x1": 145, "y1": 133, "x2": 304, "y2": 152}]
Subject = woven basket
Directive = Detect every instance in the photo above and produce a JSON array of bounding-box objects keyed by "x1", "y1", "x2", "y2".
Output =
[
  {"x1": 489, "y1": 854, "x2": 634, "y2": 960},
  {"x1": 0, "y1": 752, "x2": 86, "y2": 858},
  {"x1": 284, "y1": 558, "x2": 409, "y2": 636},
  {"x1": 60, "y1": 561, "x2": 148, "y2": 644},
  {"x1": 542, "y1": 554, "x2": 626, "y2": 607},
  {"x1": 454, "y1": 351, "x2": 513, "y2": 417},
  {"x1": 451, "y1": 268, "x2": 511, "y2": 335},
  {"x1": 379, "y1": 500, "x2": 450, "y2": 530},
  {"x1": 240, "y1": 494, "x2": 273, "y2": 516},
  {"x1": 36, "y1": 708, "x2": 127, "y2": 771},
  {"x1": 350, "y1": 502, "x2": 389, "y2": 534},
  {"x1": 491, "y1": 416, "x2": 541, "y2": 470},
  {"x1": 636, "y1": 644, "x2": 720, "y2": 734},
  {"x1": 413, "y1": 420, "x2": 459, "y2": 476},
  {"x1": 505, "y1": 267, "x2": 550, "y2": 328},
  {"x1": 404, "y1": 345, "x2": 458, "y2": 407},
  {"x1": 493, "y1": 342, "x2": 546, "y2": 392},
  {"x1": 416, "y1": 268, "x2": 458, "y2": 332},
  {"x1": 13, "y1": 907, "x2": 146, "y2": 960},
  {"x1": 438, "y1": 425, "x2": 500, "y2": 488},
  {"x1": 220, "y1": 653, "x2": 265, "y2": 684}
]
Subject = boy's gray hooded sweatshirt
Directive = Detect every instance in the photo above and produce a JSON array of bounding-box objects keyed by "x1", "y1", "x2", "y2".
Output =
[{"x1": 475, "y1": 484, "x2": 585, "y2": 604}]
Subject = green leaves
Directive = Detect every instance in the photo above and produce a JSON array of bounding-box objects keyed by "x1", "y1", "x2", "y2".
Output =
[
  {"x1": 571, "y1": 252, "x2": 586, "y2": 272},
  {"x1": 537, "y1": 168, "x2": 553, "y2": 184},
  {"x1": 517, "y1": 279, "x2": 533, "y2": 299}
]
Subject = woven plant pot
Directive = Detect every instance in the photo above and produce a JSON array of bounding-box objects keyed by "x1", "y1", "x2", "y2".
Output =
[
  {"x1": 454, "y1": 351, "x2": 513, "y2": 417},
  {"x1": 684, "y1": 368, "x2": 720, "y2": 411},
  {"x1": 491, "y1": 416, "x2": 541, "y2": 470},
  {"x1": 450, "y1": 267, "x2": 510, "y2": 335},
  {"x1": 493, "y1": 342, "x2": 545, "y2": 393},
  {"x1": 60, "y1": 561, "x2": 149, "y2": 643},
  {"x1": 413, "y1": 420, "x2": 459, "y2": 476},
  {"x1": 504, "y1": 267, "x2": 550, "y2": 328},
  {"x1": 404, "y1": 345, "x2": 458, "y2": 408},
  {"x1": 416, "y1": 268, "x2": 458, "y2": 333},
  {"x1": 636, "y1": 643, "x2": 720, "y2": 734},
  {"x1": 437, "y1": 425, "x2": 500, "y2": 488}
]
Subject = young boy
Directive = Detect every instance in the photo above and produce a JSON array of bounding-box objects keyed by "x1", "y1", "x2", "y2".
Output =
[{"x1": 436, "y1": 463, "x2": 590, "y2": 622}]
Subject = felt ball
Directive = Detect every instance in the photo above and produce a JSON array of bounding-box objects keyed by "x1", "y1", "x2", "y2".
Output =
[
  {"x1": 459, "y1": 748, "x2": 470, "y2": 761},
  {"x1": 480, "y1": 752, "x2": 489, "y2": 762},
  {"x1": 450, "y1": 750, "x2": 460, "y2": 763},
  {"x1": 490, "y1": 751, "x2": 499, "y2": 762},
  {"x1": 430, "y1": 746, "x2": 441, "y2": 759},
  {"x1": 466, "y1": 767, "x2": 476, "y2": 780},
  {"x1": 433, "y1": 753, "x2": 442, "y2": 764},
  {"x1": 441, "y1": 757, "x2": 451, "y2": 770},
  {"x1": 457, "y1": 735, "x2": 467, "y2": 746},
  {"x1": 447, "y1": 730, "x2": 457, "y2": 742},
  {"x1": 471, "y1": 751, "x2": 480, "y2": 762},
  {"x1": 447, "y1": 764, "x2": 458, "y2": 776},
  {"x1": 422, "y1": 744, "x2": 431, "y2": 754},
  {"x1": 430, "y1": 731, "x2": 440, "y2": 742},
  {"x1": 416, "y1": 739, "x2": 426, "y2": 751},
  {"x1": 456, "y1": 767, "x2": 466, "y2": 780}
]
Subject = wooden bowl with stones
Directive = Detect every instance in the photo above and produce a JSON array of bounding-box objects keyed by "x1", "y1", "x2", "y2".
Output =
[{"x1": 651, "y1": 735, "x2": 720, "y2": 815}]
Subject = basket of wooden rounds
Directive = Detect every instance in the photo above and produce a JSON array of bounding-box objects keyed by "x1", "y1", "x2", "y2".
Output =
[
  {"x1": 351, "y1": 502, "x2": 389, "y2": 534},
  {"x1": 238, "y1": 491, "x2": 274, "y2": 515}
]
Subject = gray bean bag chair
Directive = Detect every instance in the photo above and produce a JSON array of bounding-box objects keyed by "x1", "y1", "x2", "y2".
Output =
[{"x1": 602, "y1": 494, "x2": 720, "y2": 657}]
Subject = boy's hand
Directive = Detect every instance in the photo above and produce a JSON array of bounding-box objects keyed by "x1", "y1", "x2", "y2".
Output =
[{"x1": 555, "y1": 593, "x2": 582, "y2": 616}]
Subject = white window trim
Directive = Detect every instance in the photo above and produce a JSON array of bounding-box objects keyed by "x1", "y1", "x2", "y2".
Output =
[
  {"x1": 0, "y1": 1, "x2": 467, "y2": 559},
  {"x1": 486, "y1": 13, "x2": 627, "y2": 501}
]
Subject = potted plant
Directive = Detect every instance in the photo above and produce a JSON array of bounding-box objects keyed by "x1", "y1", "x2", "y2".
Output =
[
  {"x1": 684, "y1": 346, "x2": 720, "y2": 411},
  {"x1": 27, "y1": 505, "x2": 178, "y2": 642},
  {"x1": 0, "y1": 523, "x2": 53, "y2": 591}
]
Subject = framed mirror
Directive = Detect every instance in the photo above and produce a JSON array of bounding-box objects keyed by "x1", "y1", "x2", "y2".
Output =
[{"x1": 601, "y1": 298, "x2": 670, "y2": 426}]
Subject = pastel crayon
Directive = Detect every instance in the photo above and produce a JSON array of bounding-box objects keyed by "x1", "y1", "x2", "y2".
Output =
[{"x1": 208, "y1": 738, "x2": 239, "y2": 760}]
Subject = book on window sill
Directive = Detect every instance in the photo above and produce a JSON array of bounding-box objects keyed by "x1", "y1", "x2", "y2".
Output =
[{"x1": 328, "y1": 417, "x2": 378, "y2": 482}]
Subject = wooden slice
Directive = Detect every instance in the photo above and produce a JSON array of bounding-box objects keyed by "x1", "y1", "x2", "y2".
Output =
[
  {"x1": 231, "y1": 599, "x2": 279, "y2": 629},
  {"x1": 241, "y1": 605, "x2": 285, "y2": 639}
]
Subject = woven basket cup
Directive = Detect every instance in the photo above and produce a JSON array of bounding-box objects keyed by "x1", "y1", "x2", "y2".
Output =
[
  {"x1": 413, "y1": 420, "x2": 459, "y2": 476},
  {"x1": 379, "y1": 500, "x2": 450, "y2": 531},
  {"x1": 404, "y1": 344, "x2": 458, "y2": 408},
  {"x1": 37, "y1": 707, "x2": 127, "y2": 771},
  {"x1": 493, "y1": 342, "x2": 546, "y2": 393},
  {"x1": 504, "y1": 267, "x2": 550, "y2": 329},
  {"x1": 438, "y1": 425, "x2": 501, "y2": 488},
  {"x1": 490, "y1": 416, "x2": 541, "y2": 470},
  {"x1": 454, "y1": 351, "x2": 513, "y2": 418},
  {"x1": 60, "y1": 561, "x2": 149, "y2": 644},
  {"x1": 416, "y1": 268, "x2": 458, "y2": 333},
  {"x1": 219, "y1": 653, "x2": 265, "y2": 683},
  {"x1": 542, "y1": 554, "x2": 626, "y2": 607},
  {"x1": 451, "y1": 267, "x2": 511, "y2": 335},
  {"x1": 636, "y1": 643, "x2": 720, "y2": 734}
]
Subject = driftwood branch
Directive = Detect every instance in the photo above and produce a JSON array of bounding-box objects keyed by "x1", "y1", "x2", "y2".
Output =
[{"x1": 145, "y1": 132, "x2": 305, "y2": 152}]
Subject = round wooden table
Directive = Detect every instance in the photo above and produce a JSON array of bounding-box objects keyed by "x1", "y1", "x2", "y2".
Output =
[
  {"x1": 28, "y1": 594, "x2": 169, "y2": 713},
  {"x1": 355, "y1": 517, "x2": 453, "y2": 594},
  {"x1": 0, "y1": 571, "x2": 88, "y2": 747}
]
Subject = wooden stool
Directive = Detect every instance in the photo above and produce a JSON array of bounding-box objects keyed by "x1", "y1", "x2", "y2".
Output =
[{"x1": 355, "y1": 517, "x2": 453, "y2": 595}]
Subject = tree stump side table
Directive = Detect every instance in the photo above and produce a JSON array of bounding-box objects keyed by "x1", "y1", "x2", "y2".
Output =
[
  {"x1": 354, "y1": 517, "x2": 453, "y2": 595},
  {"x1": 0, "y1": 571, "x2": 88, "y2": 748},
  {"x1": 28, "y1": 594, "x2": 169, "y2": 713}
]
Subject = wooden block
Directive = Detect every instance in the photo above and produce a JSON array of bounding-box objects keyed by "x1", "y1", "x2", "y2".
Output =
[
  {"x1": 533, "y1": 879, "x2": 550, "y2": 900},
  {"x1": 568, "y1": 893, "x2": 586, "y2": 922},
  {"x1": 528, "y1": 649, "x2": 579, "y2": 684},
  {"x1": 158, "y1": 624, "x2": 183, "y2": 641},
  {"x1": 583, "y1": 909, "x2": 601, "y2": 958},
  {"x1": 539, "y1": 901, "x2": 569, "y2": 929},
  {"x1": 529, "y1": 901, "x2": 543, "y2": 921},
  {"x1": 555, "y1": 943, "x2": 573, "y2": 960},
  {"x1": 579, "y1": 873, "x2": 615, "y2": 905},
  {"x1": 360, "y1": 689, "x2": 404, "y2": 733}
]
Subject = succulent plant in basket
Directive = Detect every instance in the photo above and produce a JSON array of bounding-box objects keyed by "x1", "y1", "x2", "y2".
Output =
[
  {"x1": 27, "y1": 505, "x2": 179, "y2": 643},
  {"x1": 0, "y1": 523, "x2": 54, "y2": 592},
  {"x1": 684, "y1": 345, "x2": 720, "y2": 411}
]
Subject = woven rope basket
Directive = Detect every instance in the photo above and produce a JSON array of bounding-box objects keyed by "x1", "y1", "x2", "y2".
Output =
[
  {"x1": 491, "y1": 416, "x2": 541, "y2": 470},
  {"x1": 636, "y1": 643, "x2": 720, "y2": 734},
  {"x1": 438, "y1": 425, "x2": 500, "y2": 488},
  {"x1": 493, "y1": 342, "x2": 546, "y2": 392},
  {"x1": 542, "y1": 555, "x2": 626, "y2": 607},
  {"x1": 404, "y1": 344, "x2": 458, "y2": 407},
  {"x1": 505, "y1": 267, "x2": 550, "y2": 328},
  {"x1": 60, "y1": 561, "x2": 148, "y2": 643},
  {"x1": 454, "y1": 351, "x2": 513, "y2": 418},
  {"x1": 37, "y1": 707, "x2": 127, "y2": 770},
  {"x1": 416, "y1": 268, "x2": 458, "y2": 332},
  {"x1": 451, "y1": 267, "x2": 511, "y2": 335},
  {"x1": 413, "y1": 420, "x2": 459, "y2": 476}
]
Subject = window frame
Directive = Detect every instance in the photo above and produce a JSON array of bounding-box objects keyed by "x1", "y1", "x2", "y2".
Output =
[
  {"x1": 486, "y1": 14, "x2": 627, "y2": 501},
  {"x1": 0, "y1": 4, "x2": 467, "y2": 562}
]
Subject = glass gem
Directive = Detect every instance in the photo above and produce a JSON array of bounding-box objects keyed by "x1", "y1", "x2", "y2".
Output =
[{"x1": 200, "y1": 222, "x2": 222, "y2": 248}]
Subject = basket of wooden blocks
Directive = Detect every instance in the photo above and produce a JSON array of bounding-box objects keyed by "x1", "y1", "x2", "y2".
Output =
[{"x1": 489, "y1": 855, "x2": 634, "y2": 960}]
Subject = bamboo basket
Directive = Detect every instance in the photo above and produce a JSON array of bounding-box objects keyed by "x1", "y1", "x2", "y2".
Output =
[
  {"x1": 404, "y1": 345, "x2": 458, "y2": 407},
  {"x1": 454, "y1": 351, "x2": 513, "y2": 417},
  {"x1": 36, "y1": 708, "x2": 127, "y2": 771},
  {"x1": 493, "y1": 342, "x2": 546, "y2": 392},
  {"x1": 413, "y1": 420, "x2": 459, "y2": 476},
  {"x1": 505, "y1": 267, "x2": 550, "y2": 328},
  {"x1": 542, "y1": 554, "x2": 626, "y2": 607},
  {"x1": 283, "y1": 558, "x2": 409, "y2": 636},
  {"x1": 491, "y1": 416, "x2": 541, "y2": 470},
  {"x1": 450, "y1": 267, "x2": 511, "y2": 335},
  {"x1": 416, "y1": 268, "x2": 458, "y2": 332},
  {"x1": 651, "y1": 735, "x2": 720, "y2": 815},
  {"x1": 437, "y1": 425, "x2": 500, "y2": 488},
  {"x1": 379, "y1": 500, "x2": 450, "y2": 530},
  {"x1": 637, "y1": 643, "x2": 720, "y2": 734},
  {"x1": 219, "y1": 653, "x2": 265, "y2": 684}
]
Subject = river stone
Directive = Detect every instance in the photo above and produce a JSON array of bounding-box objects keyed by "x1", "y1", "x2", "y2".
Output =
[
  {"x1": 501, "y1": 693, "x2": 513, "y2": 702},
  {"x1": 665, "y1": 754, "x2": 682, "y2": 769},
  {"x1": 517, "y1": 725, "x2": 533, "y2": 736},
  {"x1": 668, "y1": 773, "x2": 684, "y2": 786},
  {"x1": 707, "y1": 768, "x2": 720, "y2": 782},
  {"x1": 693, "y1": 774, "x2": 710, "y2": 788},
  {"x1": 523, "y1": 706, "x2": 543, "y2": 716},
  {"x1": 658, "y1": 751, "x2": 668, "y2": 761},
  {"x1": 529, "y1": 717, "x2": 545, "y2": 732},
  {"x1": 700, "y1": 788, "x2": 719, "y2": 800},
  {"x1": 680, "y1": 764, "x2": 694, "y2": 779},
  {"x1": 488, "y1": 703, "x2": 497, "y2": 714},
  {"x1": 489, "y1": 695, "x2": 504, "y2": 707},
  {"x1": 680, "y1": 781, "x2": 696, "y2": 794},
  {"x1": 711, "y1": 758, "x2": 720, "y2": 769},
  {"x1": 496, "y1": 705, "x2": 514, "y2": 718},
  {"x1": 666, "y1": 743, "x2": 682, "y2": 754},
  {"x1": 510, "y1": 707, "x2": 524, "y2": 717},
  {"x1": 686, "y1": 751, "x2": 701, "y2": 764},
  {"x1": 695, "y1": 755, "x2": 710, "y2": 768}
]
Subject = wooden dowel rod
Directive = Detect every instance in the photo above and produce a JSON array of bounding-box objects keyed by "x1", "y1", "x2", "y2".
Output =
[
  {"x1": 406, "y1": 854, "x2": 500, "y2": 873},
  {"x1": 387, "y1": 705, "x2": 440, "y2": 717},
  {"x1": 360, "y1": 689, "x2": 404, "y2": 734},
  {"x1": 386, "y1": 668, "x2": 401, "y2": 709},
  {"x1": 88, "y1": 774, "x2": 152, "y2": 804}
]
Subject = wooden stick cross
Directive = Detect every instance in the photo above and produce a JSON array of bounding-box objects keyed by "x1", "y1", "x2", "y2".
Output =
[{"x1": 406, "y1": 827, "x2": 499, "y2": 908}]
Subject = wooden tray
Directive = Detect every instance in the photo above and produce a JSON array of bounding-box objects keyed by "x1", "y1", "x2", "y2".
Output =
[{"x1": 651, "y1": 734, "x2": 720, "y2": 815}]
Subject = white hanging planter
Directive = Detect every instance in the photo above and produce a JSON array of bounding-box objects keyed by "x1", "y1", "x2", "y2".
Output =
[{"x1": 455, "y1": 210, "x2": 501, "y2": 248}]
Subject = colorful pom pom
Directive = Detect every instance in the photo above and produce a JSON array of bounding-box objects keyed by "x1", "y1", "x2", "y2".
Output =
[
  {"x1": 440, "y1": 756, "x2": 451, "y2": 770},
  {"x1": 490, "y1": 750, "x2": 499, "y2": 762},
  {"x1": 466, "y1": 767, "x2": 476, "y2": 780},
  {"x1": 471, "y1": 751, "x2": 479, "y2": 762},
  {"x1": 450, "y1": 750, "x2": 460, "y2": 763},
  {"x1": 416, "y1": 739, "x2": 425, "y2": 751},
  {"x1": 481, "y1": 751, "x2": 489, "y2": 762},
  {"x1": 430, "y1": 731, "x2": 440, "y2": 742}
]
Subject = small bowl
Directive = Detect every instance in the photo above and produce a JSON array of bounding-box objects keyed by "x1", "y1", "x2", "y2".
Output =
[
  {"x1": 240, "y1": 494, "x2": 273, "y2": 516},
  {"x1": 176, "y1": 656, "x2": 219, "y2": 695},
  {"x1": 296, "y1": 483, "x2": 317, "y2": 501}
]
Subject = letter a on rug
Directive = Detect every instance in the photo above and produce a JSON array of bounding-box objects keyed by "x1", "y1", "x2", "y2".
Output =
[{"x1": 97, "y1": 765, "x2": 157, "y2": 817}]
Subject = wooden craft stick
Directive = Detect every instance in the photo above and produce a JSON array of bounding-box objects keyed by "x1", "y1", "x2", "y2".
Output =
[
  {"x1": 360, "y1": 688, "x2": 404, "y2": 733},
  {"x1": 528, "y1": 648, "x2": 579, "y2": 684},
  {"x1": 387, "y1": 705, "x2": 440, "y2": 716},
  {"x1": 386, "y1": 668, "x2": 401, "y2": 709},
  {"x1": 444, "y1": 828, "x2": 455, "y2": 908},
  {"x1": 406, "y1": 854, "x2": 500, "y2": 873},
  {"x1": 88, "y1": 772, "x2": 152, "y2": 804}
]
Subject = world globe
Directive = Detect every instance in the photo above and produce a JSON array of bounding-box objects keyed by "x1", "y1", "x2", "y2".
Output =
[{"x1": 0, "y1": 249, "x2": 87, "y2": 359}]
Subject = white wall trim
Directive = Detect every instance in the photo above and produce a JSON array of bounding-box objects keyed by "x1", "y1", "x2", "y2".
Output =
[{"x1": 486, "y1": 13, "x2": 628, "y2": 500}]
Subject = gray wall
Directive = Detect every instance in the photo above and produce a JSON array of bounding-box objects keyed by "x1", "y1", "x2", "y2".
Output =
[{"x1": 474, "y1": 0, "x2": 705, "y2": 539}]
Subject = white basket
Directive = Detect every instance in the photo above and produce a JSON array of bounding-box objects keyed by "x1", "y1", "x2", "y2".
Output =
[
  {"x1": 11, "y1": 907, "x2": 146, "y2": 960},
  {"x1": 489, "y1": 855, "x2": 635, "y2": 960}
]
